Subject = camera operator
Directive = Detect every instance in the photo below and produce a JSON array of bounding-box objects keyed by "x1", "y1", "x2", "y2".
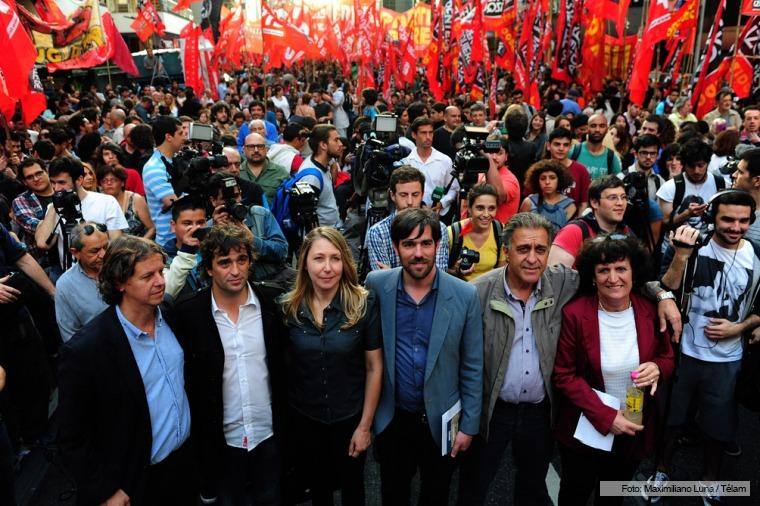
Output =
[
  {"x1": 34, "y1": 157, "x2": 127, "y2": 272},
  {"x1": 401, "y1": 118, "x2": 458, "y2": 223},
  {"x1": 366, "y1": 166, "x2": 449, "y2": 271},
  {"x1": 447, "y1": 184, "x2": 505, "y2": 281},
  {"x1": 548, "y1": 176, "x2": 634, "y2": 268},
  {"x1": 657, "y1": 138, "x2": 725, "y2": 230},
  {"x1": 220, "y1": 146, "x2": 268, "y2": 208},
  {"x1": 143, "y1": 116, "x2": 184, "y2": 245},
  {"x1": 297, "y1": 125, "x2": 344, "y2": 228},
  {"x1": 208, "y1": 174, "x2": 289, "y2": 283},
  {"x1": 240, "y1": 133, "x2": 290, "y2": 202},
  {"x1": 619, "y1": 134, "x2": 665, "y2": 201}
]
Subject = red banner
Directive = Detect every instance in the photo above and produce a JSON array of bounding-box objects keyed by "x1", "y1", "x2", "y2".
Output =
[
  {"x1": 579, "y1": 13, "x2": 605, "y2": 95},
  {"x1": 743, "y1": 0, "x2": 760, "y2": 16}
]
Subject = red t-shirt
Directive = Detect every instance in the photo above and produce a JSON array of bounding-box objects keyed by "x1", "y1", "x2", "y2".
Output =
[
  {"x1": 474, "y1": 167, "x2": 521, "y2": 224},
  {"x1": 564, "y1": 160, "x2": 590, "y2": 207},
  {"x1": 552, "y1": 223, "x2": 592, "y2": 267},
  {"x1": 125, "y1": 168, "x2": 145, "y2": 196}
]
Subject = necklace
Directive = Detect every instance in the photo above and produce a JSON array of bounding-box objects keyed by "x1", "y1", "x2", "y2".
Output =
[{"x1": 598, "y1": 298, "x2": 631, "y2": 314}]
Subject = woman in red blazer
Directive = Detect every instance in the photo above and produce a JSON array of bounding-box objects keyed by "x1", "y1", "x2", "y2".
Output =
[{"x1": 552, "y1": 234, "x2": 674, "y2": 505}]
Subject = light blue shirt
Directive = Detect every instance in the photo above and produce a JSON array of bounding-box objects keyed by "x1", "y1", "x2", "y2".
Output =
[
  {"x1": 55, "y1": 262, "x2": 108, "y2": 342},
  {"x1": 142, "y1": 149, "x2": 176, "y2": 245},
  {"x1": 116, "y1": 306, "x2": 191, "y2": 464},
  {"x1": 499, "y1": 274, "x2": 545, "y2": 404}
]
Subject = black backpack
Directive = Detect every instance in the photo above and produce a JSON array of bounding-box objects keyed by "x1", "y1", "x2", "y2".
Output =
[
  {"x1": 448, "y1": 220, "x2": 503, "y2": 269},
  {"x1": 671, "y1": 173, "x2": 726, "y2": 214},
  {"x1": 570, "y1": 144, "x2": 616, "y2": 176}
]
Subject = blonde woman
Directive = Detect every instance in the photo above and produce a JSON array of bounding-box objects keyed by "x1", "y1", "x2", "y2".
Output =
[{"x1": 280, "y1": 227, "x2": 382, "y2": 506}]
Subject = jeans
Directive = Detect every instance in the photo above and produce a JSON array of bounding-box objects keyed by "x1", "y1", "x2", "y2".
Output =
[
  {"x1": 458, "y1": 399, "x2": 553, "y2": 506},
  {"x1": 558, "y1": 442, "x2": 639, "y2": 506},
  {"x1": 0, "y1": 420, "x2": 15, "y2": 506}
]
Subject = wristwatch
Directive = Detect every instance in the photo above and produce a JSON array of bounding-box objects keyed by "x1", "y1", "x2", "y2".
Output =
[{"x1": 656, "y1": 291, "x2": 676, "y2": 302}]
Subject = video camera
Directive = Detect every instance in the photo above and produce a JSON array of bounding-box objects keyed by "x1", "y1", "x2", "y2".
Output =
[
  {"x1": 354, "y1": 114, "x2": 410, "y2": 201},
  {"x1": 288, "y1": 180, "x2": 320, "y2": 232},
  {"x1": 219, "y1": 176, "x2": 249, "y2": 222},
  {"x1": 167, "y1": 122, "x2": 228, "y2": 200},
  {"x1": 52, "y1": 189, "x2": 83, "y2": 224},
  {"x1": 453, "y1": 126, "x2": 501, "y2": 188},
  {"x1": 622, "y1": 171, "x2": 649, "y2": 210}
]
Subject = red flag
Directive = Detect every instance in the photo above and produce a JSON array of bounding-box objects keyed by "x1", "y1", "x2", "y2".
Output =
[
  {"x1": 398, "y1": 12, "x2": 417, "y2": 85},
  {"x1": 629, "y1": 0, "x2": 679, "y2": 105},
  {"x1": 425, "y1": 1, "x2": 444, "y2": 101},
  {"x1": 692, "y1": 0, "x2": 726, "y2": 117},
  {"x1": 727, "y1": 15, "x2": 760, "y2": 99},
  {"x1": 180, "y1": 22, "x2": 203, "y2": 93},
  {"x1": 579, "y1": 9, "x2": 605, "y2": 95},
  {"x1": 552, "y1": 0, "x2": 581, "y2": 82},
  {"x1": 743, "y1": 0, "x2": 760, "y2": 16},
  {"x1": 172, "y1": 0, "x2": 194, "y2": 13},
  {"x1": 131, "y1": 0, "x2": 165, "y2": 41},
  {"x1": 0, "y1": 0, "x2": 46, "y2": 122},
  {"x1": 102, "y1": 8, "x2": 138, "y2": 76}
]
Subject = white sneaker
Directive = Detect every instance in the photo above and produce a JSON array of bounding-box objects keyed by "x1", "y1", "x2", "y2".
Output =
[{"x1": 641, "y1": 471, "x2": 669, "y2": 503}]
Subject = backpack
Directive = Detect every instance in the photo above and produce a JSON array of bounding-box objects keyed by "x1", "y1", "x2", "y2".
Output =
[
  {"x1": 571, "y1": 144, "x2": 616, "y2": 176},
  {"x1": 448, "y1": 220, "x2": 503, "y2": 269},
  {"x1": 568, "y1": 214, "x2": 631, "y2": 242},
  {"x1": 342, "y1": 92, "x2": 353, "y2": 114},
  {"x1": 528, "y1": 195, "x2": 574, "y2": 231},
  {"x1": 271, "y1": 168, "x2": 324, "y2": 234}
]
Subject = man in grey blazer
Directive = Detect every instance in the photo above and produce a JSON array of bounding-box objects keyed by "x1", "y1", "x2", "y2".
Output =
[{"x1": 365, "y1": 208, "x2": 484, "y2": 505}]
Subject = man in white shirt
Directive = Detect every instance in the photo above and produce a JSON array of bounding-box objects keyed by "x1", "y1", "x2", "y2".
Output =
[
  {"x1": 401, "y1": 117, "x2": 459, "y2": 221},
  {"x1": 330, "y1": 81, "x2": 350, "y2": 138},
  {"x1": 34, "y1": 157, "x2": 127, "y2": 271},
  {"x1": 174, "y1": 225, "x2": 288, "y2": 504}
]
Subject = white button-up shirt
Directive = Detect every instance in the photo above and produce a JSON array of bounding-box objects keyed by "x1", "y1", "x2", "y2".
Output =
[
  {"x1": 212, "y1": 284, "x2": 273, "y2": 451},
  {"x1": 402, "y1": 147, "x2": 459, "y2": 215}
]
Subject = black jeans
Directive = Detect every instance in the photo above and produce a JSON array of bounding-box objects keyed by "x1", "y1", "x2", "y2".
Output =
[
  {"x1": 458, "y1": 399, "x2": 553, "y2": 506},
  {"x1": 0, "y1": 420, "x2": 15, "y2": 506},
  {"x1": 218, "y1": 436, "x2": 283, "y2": 506},
  {"x1": 143, "y1": 440, "x2": 197, "y2": 506},
  {"x1": 374, "y1": 409, "x2": 457, "y2": 506},
  {"x1": 558, "y1": 443, "x2": 639, "y2": 506},
  {"x1": 291, "y1": 410, "x2": 365, "y2": 506}
]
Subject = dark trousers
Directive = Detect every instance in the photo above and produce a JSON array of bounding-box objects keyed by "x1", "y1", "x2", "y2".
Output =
[
  {"x1": 458, "y1": 399, "x2": 553, "y2": 506},
  {"x1": 291, "y1": 410, "x2": 365, "y2": 506},
  {"x1": 143, "y1": 441, "x2": 197, "y2": 506},
  {"x1": 0, "y1": 420, "x2": 15, "y2": 506},
  {"x1": 374, "y1": 409, "x2": 457, "y2": 506},
  {"x1": 558, "y1": 443, "x2": 639, "y2": 506},
  {"x1": 218, "y1": 436, "x2": 282, "y2": 506}
]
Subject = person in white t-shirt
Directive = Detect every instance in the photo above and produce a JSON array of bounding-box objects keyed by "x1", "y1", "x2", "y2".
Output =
[
  {"x1": 270, "y1": 85, "x2": 290, "y2": 120},
  {"x1": 657, "y1": 138, "x2": 724, "y2": 230},
  {"x1": 35, "y1": 157, "x2": 128, "y2": 271}
]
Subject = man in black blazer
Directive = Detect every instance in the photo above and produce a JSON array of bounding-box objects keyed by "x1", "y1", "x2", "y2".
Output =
[
  {"x1": 57, "y1": 236, "x2": 195, "y2": 506},
  {"x1": 173, "y1": 225, "x2": 288, "y2": 505}
]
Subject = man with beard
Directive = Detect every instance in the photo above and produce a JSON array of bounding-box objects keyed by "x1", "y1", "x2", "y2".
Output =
[
  {"x1": 365, "y1": 208, "x2": 483, "y2": 505},
  {"x1": 239, "y1": 133, "x2": 289, "y2": 203},
  {"x1": 236, "y1": 101, "x2": 279, "y2": 150},
  {"x1": 657, "y1": 138, "x2": 725, "y2": 229},
  {"x1": 432, "y1": 106, "x2": 462, "y2": 160},
  {"x1": 619, "y1": 135, "x2": 665, "y2": 201},
  {"x1": 570, "y1": 113, "x2": 622, "y2": 180},
  {"x1": 548, "y1": 176, "x2": 633, "y2": 268},
  {"x1": 649, "y1": 191, "x2": 760, "y2": 504},
  {"x1": 297, "y1": 125, "x2": 344, "y2": 228}
]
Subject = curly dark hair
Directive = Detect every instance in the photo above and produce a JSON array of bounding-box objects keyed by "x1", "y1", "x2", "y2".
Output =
[
  {"x1": 99, "y1": 236, "x2": 167, "y2": 305},
  {"x1": 199, "y1": 225, "x2": 255, "y2": 281},
  {"x1": 523, "y1": 159, "x2": 573, "y2": 195},
  {"x1": 575, "y1": 234, "x2": 650, "y2": 295}
]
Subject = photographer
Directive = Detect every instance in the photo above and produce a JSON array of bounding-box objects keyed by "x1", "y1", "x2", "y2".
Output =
[
  {"x1": 401, "y1": 118, "x2": 458, "y2": 222},
  {"x1": 447, "y1": 184, "x2": 505, "y2": 281},
  {"x1": 11, "y1": 158, "x2": 55, "y2": 267},
  {"x1": 208, "y1": 174, "x2": 289, "y2": 283},
  {"x1": 657, "y1": 138, "x2": 725, "y2": 230},
  {"x1": 297, "y1": 125, "x2": 344, "y2": 228},
  {"x1": 619, "y1": 134, "x2": 665, "y2": 201},
  {"x1": 366, "y1": 166, "x2": 449, "y2": 271},
  {"x1": 142, "y1": 116, "x2": 184, "y2": 245},
  {"x1": 34, "y1": 157, "x2": 127, "y2": 272},
  {"x1": 220, "y1": 146, "x2": 268, "y2": 208}
]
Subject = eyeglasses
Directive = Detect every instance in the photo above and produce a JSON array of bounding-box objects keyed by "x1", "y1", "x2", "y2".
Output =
[
  {"x1": 99, "y1": 176, "x2": 122, "y2": 185},
  {"x1": 591, "y1": 233, "x2": 628, "y2": 244},
  {"x1": 637, "y1": 151, "x2": 659, "y2": 158},
  {"x1": 602, "y1": 195, "x2": 628, "y2": 203},
  {"x1": 82, "y1": 223, "x2": 107, "y2": 235},
  {"x1": 245, "y1": 144, "x2": 266, "y2": 151},
  {"x1": 23, "y1": 170, "x2": 46, "y2": 181}
]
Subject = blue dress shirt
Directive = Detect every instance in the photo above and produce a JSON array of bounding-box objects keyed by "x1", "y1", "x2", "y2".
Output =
[
  {"x1": 395, "y1": 273, "x2": 438, "y2": 413},
  {"x1": 116, "y1": 306, "x2": 191, "y2": 464}
]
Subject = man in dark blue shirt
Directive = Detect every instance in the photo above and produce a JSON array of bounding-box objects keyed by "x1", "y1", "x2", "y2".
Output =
[{"x1": 365, "y1": 208, "x2": 483, "y2": 505}]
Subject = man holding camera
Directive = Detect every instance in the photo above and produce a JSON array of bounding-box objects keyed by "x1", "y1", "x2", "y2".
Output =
[
  {"x1": 143, "y1": 116, "x2": 184, "y2": 245},
  {"x1": 657, "y1": 138, "x2": 725, "y2": 230},
  {"x1": 12, "y1": 158, "x2": 55, "y2": 266},
  {"x1": 34, "y1": 157, "x2": 127, "y2": 272},
  {"x1": 367, "y1": 166, "x2": 449, "y2": 271},
  {"x1": 207, "y1": 174, "x2": 289, "y2": 283},
  {"x1": 297, "y1": 124, "x2": 344, "y2": 228},
  {"x1": 651, "y1": 190, "x2": 760, "y2": 503},
  {"x1": 239, "y1": 133, "x2": 289, "y2": 202},
  {"x1": 402, "y1": 118, "x2": 459, "y2": 223}
]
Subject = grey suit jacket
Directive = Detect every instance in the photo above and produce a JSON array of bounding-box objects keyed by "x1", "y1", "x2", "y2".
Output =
[{"x1": 365, "y1": 267, "x2": 484, "y2": 448}]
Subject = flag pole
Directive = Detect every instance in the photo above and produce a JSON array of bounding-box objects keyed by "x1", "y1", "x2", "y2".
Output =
[
  {"x1": 729, "y1": 9, "x2": 744, "y2": 88},
  {"x1": 693, "y1": 0, "x2": 707, "y2": 77}
]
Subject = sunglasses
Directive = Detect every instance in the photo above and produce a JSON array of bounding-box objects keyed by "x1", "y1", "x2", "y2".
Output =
[
  {"x1": 82, "y1": 223, "x2": 107, "y2": 235},
  {"x1": 591, "y1": 233, "x2": 628, "y2": 244}
]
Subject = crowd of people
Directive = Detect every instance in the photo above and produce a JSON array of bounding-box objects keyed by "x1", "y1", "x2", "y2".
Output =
[{"x1": 0, "y1": 63, "x2": 759, "y2": 506}]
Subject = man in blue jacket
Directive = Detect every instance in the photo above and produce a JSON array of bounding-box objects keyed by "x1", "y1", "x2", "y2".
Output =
[{"x1": 365, "y1": 207, "x2": 483, "y2": 505}]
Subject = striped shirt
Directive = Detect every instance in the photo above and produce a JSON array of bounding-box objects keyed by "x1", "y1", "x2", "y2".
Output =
[{"x1": 142, "y1": 149, "x2": 176, "y2": 245}]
